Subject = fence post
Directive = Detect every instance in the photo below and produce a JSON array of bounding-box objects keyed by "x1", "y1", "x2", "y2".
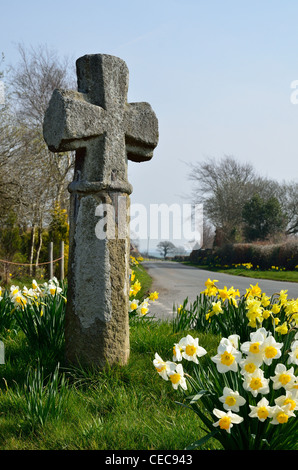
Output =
[
  {"x1": 48, "y1": 242, "x2": 53, "y2": 280},
  {"x1": 60, "y1": 241, "x2": 64, "y2": 281}
]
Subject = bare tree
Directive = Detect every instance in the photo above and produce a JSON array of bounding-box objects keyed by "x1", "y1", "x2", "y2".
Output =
[
  {"x1": 157, "y1": 240, "x2": 176, "y2": 259},
  {"x1": 278, "y1": 181, "x2": 298, "y2": 236},
  {"x1": 188, "y1": 155, "x2": 277, "y2": 244},
  {"x1": 1, "y1": 44, "x2": 76, "y2": 270}
]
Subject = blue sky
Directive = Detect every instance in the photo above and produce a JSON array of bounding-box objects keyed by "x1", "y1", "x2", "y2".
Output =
[{"x1": 2, "y1": 0, "x2": 298, "y2": 251}]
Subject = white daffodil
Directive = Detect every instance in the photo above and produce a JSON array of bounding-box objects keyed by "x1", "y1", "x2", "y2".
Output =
[
  {"x1": 248, "y1": 397, "x2": 274, "y2": 422},
  {"x1": 270, "y1": 404, "x2": 296, "y2": 425},
  {"x1": 178, "y1": 334, "x2": 207, "y2": 364},
  {"x1": 137, "y1": 299, "x2": 149, "y2": 316},
  {"x1": 173, "y1": 343, "x2": 183, "y2": 362},
  {"x1": 242, "y1": 368, "x2": 270, "y2": 397},
  {"x1": 10, "y1": 285, "x2": 20, "y2": 297},
  {"x1": 274, "y1": 390, "x2": 298, "y2": 412},
  {"x1": 129, "y1": 299, "x2": 139, "y2": 312},
  {"x1": 240, "y1": 328, "x2": 268, "y2": 363},
  {"x1": 227, "y1": 334, "x2": 240, "y2": 350},
  {"x1": 219, "y1": 387, "x2": 246, "y2": 412},
  {"x1": 271, "y1": 363, "x2": 296, "y2": 391},
  {"x1": 48, "y1": 283, "x2": 62, "y2": 296},
  {"x1": 288, "y1": 339, "x2": 298, "y2": 366},
  {"x1": 239, "y1": 355, "x2": 263, "y2": 375},
  {"x1": 31, "y1": 279, "x2": 41, "y2": 294},
  {"x1": 262, "y1": 335, "x2": 283, "y2": 365},
  {"x1": 153, "y1": 353, "x2": 176, "y2": 381},
  {"x1": 11, "y1": 291, "x2": 27, "y2": 309},
  {"x1": 212, "y1": 409, "x2": 243, "y2": 433},
  {"x1": 211, "y1": 338, "x2": 242, "y2": 373},
  {"x1": 168, "y1": 363, "x2": 187, "y2": 390}
]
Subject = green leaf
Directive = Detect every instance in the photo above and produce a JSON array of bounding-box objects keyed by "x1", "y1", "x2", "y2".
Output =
[{"x1": 185, "y1": 429, "x2": 220, "y2": 450}]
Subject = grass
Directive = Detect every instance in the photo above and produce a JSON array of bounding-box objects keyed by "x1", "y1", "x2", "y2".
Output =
[
  {"x1": 132, "y1": 262, "x2": 153, "y2": 299},
  {"x1": 0, "y1": 320, "x2": 221, "y2": 450},
  {"x1": 183, "y1": 263, "x2": 298, "y2": 283}
]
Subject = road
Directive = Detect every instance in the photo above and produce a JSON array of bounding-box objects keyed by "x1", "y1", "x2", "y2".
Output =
[{"x1": 143, "y1": 260, "x2": 298, "y2": 321}]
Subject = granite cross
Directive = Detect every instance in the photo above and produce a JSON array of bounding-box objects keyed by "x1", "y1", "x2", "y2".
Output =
[{"x1": 43, "y1": 54, "x2": 158, "y2": 367}]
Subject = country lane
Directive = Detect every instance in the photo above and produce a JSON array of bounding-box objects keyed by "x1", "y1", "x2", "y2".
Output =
[{"x1": 143, "y1": 260, "x2": 298, "y2": 321}]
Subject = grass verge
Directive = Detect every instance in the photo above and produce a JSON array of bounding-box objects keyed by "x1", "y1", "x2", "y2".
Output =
[{"x1": 183, "y1": 263, "x2": 298, "y2": 283}]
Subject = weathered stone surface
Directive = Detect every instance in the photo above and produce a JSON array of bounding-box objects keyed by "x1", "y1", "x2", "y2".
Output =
[{"x1": 43, "y1": 54, "x2": 158, "y2": 368}]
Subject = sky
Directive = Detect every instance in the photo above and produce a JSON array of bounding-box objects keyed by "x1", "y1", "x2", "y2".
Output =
[{"x1": 1, "y1": 0, "x2": 298, "y2": 253}]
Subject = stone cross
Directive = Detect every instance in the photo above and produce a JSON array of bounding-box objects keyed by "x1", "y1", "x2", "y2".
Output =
[{"x1": 43, "y1": 54, "x2": 158, "y2": 367}]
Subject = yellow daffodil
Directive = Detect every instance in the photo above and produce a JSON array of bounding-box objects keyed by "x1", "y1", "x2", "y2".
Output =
[
  {"x1": 275, "y1": 322, "x2": 288, "y2": 335},
  {"x1": 218, "y1": 286, "x2": 230, "y2": 301},
  {"x1": 246, "y1": 283, "x2": 262, "y2": 298},
  {"x1": 149, "y1": 291, "x2": 159, "y2": 301}
]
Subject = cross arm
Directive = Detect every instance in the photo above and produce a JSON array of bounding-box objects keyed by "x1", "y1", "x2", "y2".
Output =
[
  {"x1": 43, "y1": 88, "x2": 106, "y2": 152},
  {"x1": 124, "y1": 102, "x2": 159, "y2": 162}
]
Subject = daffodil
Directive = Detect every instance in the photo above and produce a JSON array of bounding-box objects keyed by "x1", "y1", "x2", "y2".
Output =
[
  {"x1": 271, "y1": 304, "x2": 281, "y2": 315},
  {"x1": 242, "y1": 368, "x2": 270, "y2": 397},
  {"x1": 153, "y1": 353, "x2": 175, "y2": 381},
  {"x1": 245, "y1": 298, "x2": 264, "y2": 327},
  {"x1": 246, "y1": 283, "x2": 262, "y2": 298},
  {"x1": 12, "y1": 292, "x2": 27, "y2": 309},
  {"x1": 248, "y1": 397, "x2": 274, "y2": 422},
  {"x1": 217, "y1": 286, "x2": 230, "y2": 301},
  {"x1": 32, "y1": 279, "x2": 39, "y2": 290},
  {"x1": 205, "y1": 278, "x2": 218, "y2": 288},
  {"x1": 288, "y1": 335, "x2": 298, "y2": 366},
  {"x1": 262, "y1": 335, "x2": 283, "y2": 365},
  {"x1": 149, "y1": 291, "x2": 159, "y2": 301},
  {"x1": 211, "y1": 338, "x2": 242, "y2": 373},
  {"x1": 240, "y1": 356, "x2": 263, "y2": 375},
  {"x1": 228, "y1": 286, "x2": 240, "y2": 299},
  {"x1": 129, "y1": 280, "x2": 141, "y2": 297},
  {"x1": 271, "y1": 364, "x2": 296, "y2": 391},
  {"x1": 173, "y1": 343, "x2": 183, "y2": 362},
  {"x1": 278, "y1": 290, "x2": 288, "y2": 304},
  {"x1": 137, "y1": 299, "x2": 149, "y2": 316},
  {"x1": 212, "y1": 409, "x2": 243, "y2": 433},
  {"x1": 240, "y1": 328, "x2": 267, "y2": 363},
  {"x1": 168, "y1": 363, "x2": 187, "y2": 390},
  {"x1": 275, "y1": 322, "x2": 288, "y2": 335},
  {"x1": 227, "y1": 334, "x2": 240, "y2": 350},
  {"x1": 274, "y1": 391, "x2": 298, "y2": 412},
  {"x1": 206, "y1": 300, "x2": 223, "y2": 320},
  {"x1": 129, "y1": 299, "x2": 139, "y2": 312},
  {"x1": 219, "y1": 387, "x2": 246, "y2": 412},
  {"x1": 261, "y1": 293, "x2": 271, "y2": 308},
  {"x1": 178, "y1": 334, "x2": 207, "y2": 364},
  {"x1": 262, "y1": 309, "x2": 272, "y2": 320},
  {"x1": 201, "y1": 278, "x2": 218, "y2": 296},
  {"x1": 270, "y1": 404, "x2": 296, "y2": 425}
]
